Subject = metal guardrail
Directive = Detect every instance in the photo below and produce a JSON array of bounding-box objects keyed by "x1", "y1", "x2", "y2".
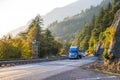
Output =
[{"x1": 0, "y1": 56, "x2": 68, "y2": 67}]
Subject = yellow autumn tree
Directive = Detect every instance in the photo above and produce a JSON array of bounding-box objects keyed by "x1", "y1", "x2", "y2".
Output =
[{"x1": 101, "y1": 26, "x2": 115, "y2": 59}]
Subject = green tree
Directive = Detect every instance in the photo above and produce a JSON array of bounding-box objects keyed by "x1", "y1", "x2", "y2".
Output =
[
  {"x1": 44, "y1": 29, "x2": 54, "y2": 56},
  {"x1": 27, "y1": 14, "x2": 43, "y2": 42},
  {"x1": 112, "y1": 0, "x2": 120, "y2": 5},
  {"x1": 39, "y1": 29, "x2": 63, "y2": 57}
]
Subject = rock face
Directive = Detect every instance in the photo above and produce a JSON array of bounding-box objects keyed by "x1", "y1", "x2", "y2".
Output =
[
  {"x1": 108, "y1": 10, "x2": 120, "y2": 58},
  {"x1": 94, "y1": 41, "x2": 104, "y2": 56}
]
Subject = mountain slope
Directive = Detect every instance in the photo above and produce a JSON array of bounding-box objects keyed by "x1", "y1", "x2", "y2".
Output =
[
  {"x1": 8, "y1": 0, "x2": 107, "y2": 38},
  {"x1": 72, "y1": 0, "x2": 120, "y2": 55},
  {"x1": 43, "y1": 0, "x2": 103, "y2": 26},
  {"x1": 48, "y1": 0, "x2": 111, "y2": 43}
]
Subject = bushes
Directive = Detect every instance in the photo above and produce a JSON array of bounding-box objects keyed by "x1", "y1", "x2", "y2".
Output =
[
  {"x1": 0, "y1": 39, "x2": 21, "y2": 59},
  {"x1": 0, "y1": 38, "x2": 32, "y2": 60},
  {"x1": 102, "y1": 26, "x2": 115, "y2": 59}
]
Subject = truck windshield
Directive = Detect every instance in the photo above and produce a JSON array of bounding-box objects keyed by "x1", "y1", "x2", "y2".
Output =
[{"x1": 70, "y1": 50, "x2": 78, "y2": 53}]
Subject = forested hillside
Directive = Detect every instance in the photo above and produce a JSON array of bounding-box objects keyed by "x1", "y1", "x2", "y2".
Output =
[
  {"x1": 83, "y1": 0, "x2": 120, "y2": 74},
  {"x1": 72, "y1": 0, "x2": 120, "y2": 57},
  {"x1": 48, "y1": 0, "x2": 111, "y2": 43},
  {"x1": 43, "y1": 0, "x2": 103, "y2": 26}
]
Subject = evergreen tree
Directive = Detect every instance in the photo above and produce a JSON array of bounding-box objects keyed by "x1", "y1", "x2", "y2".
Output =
[
  {"x1": 112, "y1": 0, "x2": 120, "y2": 5},
  {"x1": 27, "y1": 14, "x2": 43, "y2": 42},
  {"x1": 44, "y1": 29, "x2": 54, "y2": 56}
]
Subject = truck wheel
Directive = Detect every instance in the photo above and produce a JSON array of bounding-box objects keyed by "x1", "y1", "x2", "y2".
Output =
[{"x1": 79, "y1": 55, "x2": 82, "y2": 59}]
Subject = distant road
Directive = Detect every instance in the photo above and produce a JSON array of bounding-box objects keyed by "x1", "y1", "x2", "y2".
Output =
[{"x1": 0, "y1": 57, "x2": 97, "y2": 80}]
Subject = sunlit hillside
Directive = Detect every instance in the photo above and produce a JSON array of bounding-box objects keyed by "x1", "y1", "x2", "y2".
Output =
[{"x1": 48, "y1": 0, "x2": 111, "y2": 43}]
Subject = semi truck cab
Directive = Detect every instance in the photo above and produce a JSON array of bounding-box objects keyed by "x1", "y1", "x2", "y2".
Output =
[{"x1": 69, "y1": 46, "x2": 82, "y2": 59}]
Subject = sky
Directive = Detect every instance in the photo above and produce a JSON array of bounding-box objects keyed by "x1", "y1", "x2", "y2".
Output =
[{"x1": 0, "y1": 0, "x2": 77, "y2": 38}]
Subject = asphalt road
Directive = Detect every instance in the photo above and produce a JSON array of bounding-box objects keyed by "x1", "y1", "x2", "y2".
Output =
[{"x1": 0, "y1": 56, "x2": 117, "y2": 80}]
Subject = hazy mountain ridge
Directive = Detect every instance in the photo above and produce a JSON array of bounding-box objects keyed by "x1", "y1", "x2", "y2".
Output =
[
  {"x1": 43, "y1": 0, "x2": 103, "y2": 26},
  {"x1": 8, "y1": 20, "x2": 32, "y2": 37},
  {"x1": 8, "y1": 0, "x2": 104, "y2": 38}
]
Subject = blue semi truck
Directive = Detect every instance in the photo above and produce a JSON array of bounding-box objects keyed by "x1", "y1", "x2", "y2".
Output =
[{"x1": 69, "y1": 46, "x2": 82, "y2": 59}]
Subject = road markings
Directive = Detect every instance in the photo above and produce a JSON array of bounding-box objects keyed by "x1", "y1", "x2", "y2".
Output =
[{"x1": 76, "y1": 76, "x2": 117, "y2": 80}]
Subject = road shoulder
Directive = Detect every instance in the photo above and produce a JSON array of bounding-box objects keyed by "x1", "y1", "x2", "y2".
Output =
[{"x1": 44, "y1": 62, "x2": 120, "y2": 80}]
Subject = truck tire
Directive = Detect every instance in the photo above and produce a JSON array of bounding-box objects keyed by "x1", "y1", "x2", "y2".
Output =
[{"x1": 79, "y1": 55, "x2": 82, "y2": 59}]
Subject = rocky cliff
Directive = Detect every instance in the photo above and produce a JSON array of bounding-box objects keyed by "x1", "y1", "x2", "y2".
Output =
[
  {"x1": 104, "y1": 10, "x2": 120, "y2": 72},
  {"x1": 108, "y1": 10, "x2": 120, "y2": 58}
]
